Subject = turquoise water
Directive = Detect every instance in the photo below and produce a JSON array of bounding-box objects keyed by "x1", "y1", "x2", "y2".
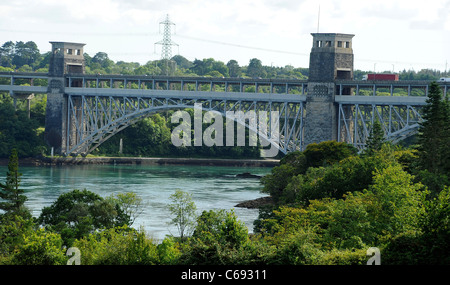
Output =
[{"x1": 0, "y1": 164, "x2": 270, "y2": 240}]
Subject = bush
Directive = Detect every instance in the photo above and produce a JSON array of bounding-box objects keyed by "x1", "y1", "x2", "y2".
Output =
[
  {"x1": 39, "y1": 189, "x2": 131, "y2": 246},
  {"x1": 157, "y1": 237, "x2": 181, "y2": 265},
  {"x1": 271, "y1": 228, "x2": 323, "y2": 265},
  {"x1": 382, "y1": 231, "x2": 424, "y2": 265},
  {"x1": 315, "y1": 248, "x2": 367, "y2": 265},
  {"x1": 11, "y1": 228, "x2": 66, "y2": 265},
  {"x1": 73, "y1": 226, "x2": 159, "y2": 265},
  {"x1": 180, "y1": 209, "x2": 251, "y2": 265},
  {"x1": 0, "y1": 216, "x2": 36, "y2": 264},
  {"x1": 302, "y1": 141, "x2": 358, "y2": 168}
]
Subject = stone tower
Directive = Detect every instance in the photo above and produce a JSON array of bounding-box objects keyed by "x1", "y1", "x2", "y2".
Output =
[
  {"x1": 304, "y1": 33, "x2": 354, "y2": 148},
  {"x1": 48, "y1": 42, "x2": 86, "y2": 76},
  {"x1": 45, "y1": 42, "x2": 86, "y2": 154}
]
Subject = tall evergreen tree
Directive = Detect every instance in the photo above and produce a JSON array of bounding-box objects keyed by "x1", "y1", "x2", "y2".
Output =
[
  {"x1": 364, "y1": 120, "x2": 385, "y2": 156},
  {"x1": 417, "y1": 82, "x2": 450, "y2": 174},
  {"x1": 415, "y1": 82, "x2": 450, "y2": 195},
  {"x1": 0, "y1": 149, "x2": 29, "y2": 218}
]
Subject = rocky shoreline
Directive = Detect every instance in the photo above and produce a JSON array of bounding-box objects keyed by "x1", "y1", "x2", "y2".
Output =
[
  {"x1": 235, "y1": 196, "x2": 274, "y2": 209},
  {"x1": 2, "y1": 156, "x2": 279, "y2": 168}
]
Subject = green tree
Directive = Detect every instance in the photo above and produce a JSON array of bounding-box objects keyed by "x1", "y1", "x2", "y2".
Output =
[
  {"x1": 227, "y1": 60, "x2": 241, "y2": 77},
  {"x1": 0, "y1": 149, "x2": 29, "y2": 218},
  {"x1": 247, "y1": 58, "x2": 266, "y2": 78},
  {"x1": 107, "y1": 192, "x2": 144, "y2": 226},
  {"x1": 90, "y1": 52, "x2": 114, "y2": 73},
  {"x1": 367, "y1": 164, "x2": 426, "y2": 236},
  {"x1": 172, "y1": 55, "x2": 193, "y2": 70},
  {"x1": 283, "y1": 146, "x2": 400, "y2": 205},
  {"x1": 38, "y1": 189, "x2": 130, "y2": 246},
  {"x1": 417, "y1": 81, "x2": 450, "y2": 173},
  {"x1": 420, "y1": 186, "x2": 450, "y2": 264},
  {"x1": 261, "y1": 141, "x2": 358, "y2": 205},
  {"x1": 0, "y1": 41, "x2": 15, "y2": 68},
  {"x1": 302, "y1": 141, "x2": 358, "y2": 168},
  {"x1": 0, "y1": 215, "x2": 36, "y2": 263},
  {"x1": 73, "y1": 225, "x2": 159, "y2": 265},
  {"x1": 364, "y1": 120, "x2": 385, "y2": 156},
  {"x1": 11, "y1": 228, "x2": 66, "y2": 265},
  {"x1": 181, "y1": 209, "x2": 250, "y2": 265},
  {"x1": 416, "y1": 81, "x2": 450, "y2": 194},
  {"x1": 0, "y1": 96, "x2": 44, "y2": 158},
  {"x1": 168, "y1": 190, "x2": 197, "y2": 239},
  {"x1": 12, "y1": 41, "x2": 40, "y2": 68},
  {"x1": 261, "y1": 163, "x2": 297, "y2": 204}
]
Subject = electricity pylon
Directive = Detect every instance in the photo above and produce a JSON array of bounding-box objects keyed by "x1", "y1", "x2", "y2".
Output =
[{"x1": 155, "y1": 14, "x2": 178, "y2": 60}]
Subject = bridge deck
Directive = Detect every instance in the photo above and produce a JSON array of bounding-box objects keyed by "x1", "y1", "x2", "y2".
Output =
[{"x1": 1, "y1": 72, "x2": 447, "y2": 103}]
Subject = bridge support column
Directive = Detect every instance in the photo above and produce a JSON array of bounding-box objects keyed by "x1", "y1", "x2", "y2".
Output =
[
  {"x1": 304, "y1": 82, "x2": 338, "y2": 147},
  {"x1": 44, "y1": 41, "x2": 86, "y2": 155},
  {"x1": 45, "y1": 78, "x2": 68, "y2": 154}
]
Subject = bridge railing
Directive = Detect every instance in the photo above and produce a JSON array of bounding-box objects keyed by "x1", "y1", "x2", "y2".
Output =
[
  {"x1": 64, "y1": 74, "x2": 309, "y2": 95},
  {"x1": 336, "y1": 80, "x2": 449, "y2": 97},
  {"x1": 0, "y1": 72, "x2": 49, "y2": 95}
]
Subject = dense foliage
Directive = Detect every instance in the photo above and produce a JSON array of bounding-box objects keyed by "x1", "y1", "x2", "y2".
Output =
[{"x1": 1, "y1": 135, "x2": 449, "y2": 265}]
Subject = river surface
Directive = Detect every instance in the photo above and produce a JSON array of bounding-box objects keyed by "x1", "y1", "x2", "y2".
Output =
[{"x1": 0, "y1": 163, "x2": 271, "y2": 241}]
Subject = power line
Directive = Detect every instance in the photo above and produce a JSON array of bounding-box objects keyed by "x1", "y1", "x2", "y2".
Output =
[
  {"x1": 174, "y1": 34, "x2": 309, "y2": 57},
  {"x1": 0, "y1": 28, "x2": 156, "y2": 37}
]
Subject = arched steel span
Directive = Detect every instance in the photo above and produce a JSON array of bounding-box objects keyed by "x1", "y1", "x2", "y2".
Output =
[{"x1": 64, "y1": 90, "x2": 306, "y2": 157}]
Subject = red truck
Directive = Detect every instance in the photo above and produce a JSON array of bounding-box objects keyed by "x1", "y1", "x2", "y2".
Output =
[{"x1": 362, "y1": 74, "x2": 399, "y2": 81}]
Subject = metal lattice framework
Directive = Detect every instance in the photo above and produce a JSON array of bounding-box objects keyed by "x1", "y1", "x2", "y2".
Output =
[
  {"x1": 154, "y1": 14, "x2": 178, "y2": 60},
  {"x1": 65, "y1": 92, "x2": 305, "y2": 156},
  {"x1": 338, "y1": 102, "x2": 424, "y2": 150}
]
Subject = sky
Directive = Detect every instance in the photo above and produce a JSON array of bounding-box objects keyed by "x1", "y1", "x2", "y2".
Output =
[{"x1": 1, "y1": 0, "x2": 449, "y2": 72}]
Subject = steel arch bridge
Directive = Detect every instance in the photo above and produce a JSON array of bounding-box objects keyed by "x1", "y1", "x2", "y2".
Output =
[
  {"x1": 64, "y1": 87, "x2": 306, "y2": 156},
  {"x1": 1, "y1": 72, "x2": 448, "y2": 156}
]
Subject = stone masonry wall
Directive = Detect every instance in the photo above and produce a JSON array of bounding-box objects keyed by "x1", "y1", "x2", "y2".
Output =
[{"x1": 303, "y1": 82, "x2": 337, "y2": 147}]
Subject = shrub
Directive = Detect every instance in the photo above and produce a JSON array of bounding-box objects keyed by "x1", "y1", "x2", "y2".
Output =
[
  {"x1": 315, "y1": 248, "x2": 367, "y2": 265},
  {"x1": 180, "y1": 209, "x2": 251, "y2": 265},
  {"x1": 11, "y1": 228, "x2": 66, "y2": 265},
  {"x1": 73, "y1": 226, "x2": 159, "y2": 265}
]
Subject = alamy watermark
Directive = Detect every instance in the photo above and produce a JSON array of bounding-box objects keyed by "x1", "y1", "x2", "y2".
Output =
[
  {"x1": 170, "y1": 103, "x2": 280, "y2": 158},
  {"x1": 367, "y1": 247, "x2": 381, "y2": 265}
]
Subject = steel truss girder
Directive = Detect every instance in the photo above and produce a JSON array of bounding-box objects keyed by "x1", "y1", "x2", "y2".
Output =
[
  {"x1": 66, "y1": 94, "x2": 305, "y2": 156},
  {"x1": 338, "y1": 103, "x2": 423, "y2": 150}
]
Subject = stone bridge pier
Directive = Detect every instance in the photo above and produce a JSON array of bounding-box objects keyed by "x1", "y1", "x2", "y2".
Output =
[{"x1": 44, "y1": 42, "x2": 85, "y2": 154}]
